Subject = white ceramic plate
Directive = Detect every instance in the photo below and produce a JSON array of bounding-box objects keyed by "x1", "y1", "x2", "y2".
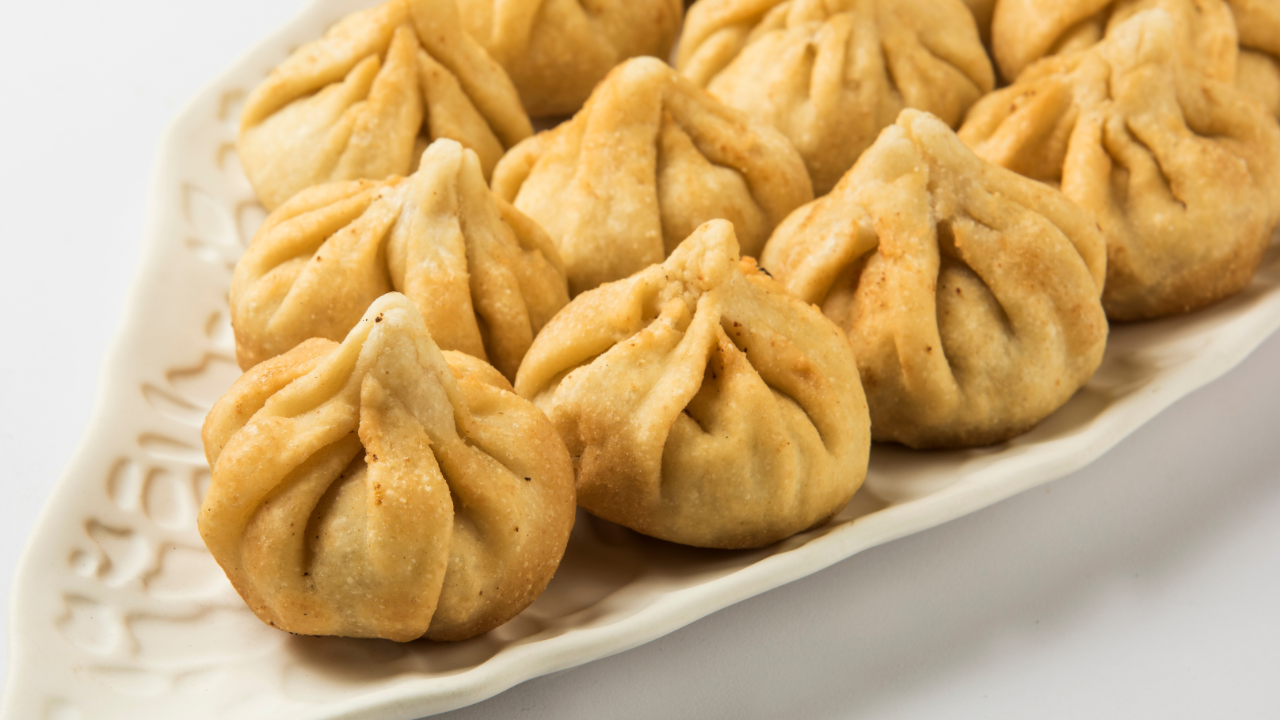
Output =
[{"x1": 5, "y1": 1, "x2": 1280, "y2": 718}]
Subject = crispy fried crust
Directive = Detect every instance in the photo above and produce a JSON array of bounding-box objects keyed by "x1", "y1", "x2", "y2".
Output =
[
  {"x1": 457, "y1": 0, "x2": 684, "y2": 116},
  {"x1": 238, "y1": 0, "x2": 532, "y2": 210},
  {"x1": 202, "y1": 294, "x2": 575, "y2": 641},
  {"x1": 763, "y1": 110, "x2": 1109, "y2": 449},
  {"x1": 963, "y1": 11, "x2": 1280, "y2": 320},
  {"x1": 515, "y1": 220, "x2": 870, "y2": 549},
  {"x1": 677, "y1": 0, "x2": 994, "y2": 195},
  {"x1": 492, "y1": 57, "x2": 814, "y2": 297},
  {"x1": 991, "y1": 0, "x2": 1238, "y2": 84},
  {"x1": 231, "y1": 139, "x2": 568, "y2": 380}
]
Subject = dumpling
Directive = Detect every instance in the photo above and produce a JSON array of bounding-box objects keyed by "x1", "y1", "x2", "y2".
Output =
[
  {"x1": 675, "y1": 0, "x2": 994, "y2": 195},
  {"x1": 761, "y1": 110, "x2": 1108, "y2": 449},
  {"x1": 238, "y1": 0, "x2": 533, "y2": 210},
  {"x1": 491, "y1": 57, "x2": 813, "y2": 297},
  {"x1": 200, "y1": 294, "x2": 576, "y2": 641},
  {"x1": 991, "y1": 0, "x2": 1280, "y2": 117},
  {"x1": 514, "y1": 220, "x2": 870, "y2": 549},
  {"x1": 961, "y1": 10, "x2": 1280, "y2": 320},
  {"x1": 990, "y1": 0, "x2": 1239, "y2": 83},
  {"x1": 456, "y1": 0, "x2": 684, "y2": 117},
  {"x1": 1230, "y1": 0, "x2": 1280, "y2": 118},
  {"x1": 231, "y1": 139, "x2": 569, "y2": 380}
]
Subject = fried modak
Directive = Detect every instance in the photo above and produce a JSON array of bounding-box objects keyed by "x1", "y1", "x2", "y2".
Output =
[
  {"x1": 201, "y1": 294, "x2": 576, "y2": 641},
  {"x1": 238, "y1": 0, "x2": 532, "y2": 210},
  {"x1": 963, "y1": 10, "x2": 1280, "y2": 320},
  {"x1": 515, "y1": 220, "x2": 870, "y2": 549},
  {"x1": 763, "y1": 110, "x2": 1108, "y2": 448},
  {"x1": 677, "y1": 0, "x2": 994, "y2": 195},
  {"x1": 232, "y1": 139, "x2": 568, "y2": 380},
  {"x1": 456, "y1": 0, "x2": 683, "y2": 116},
  {"x1": 492, "y1": 57, "x2": 813, "y2": 297}
]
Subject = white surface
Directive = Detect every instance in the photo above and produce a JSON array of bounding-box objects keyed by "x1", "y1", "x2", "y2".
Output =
[{"x1": 1, "y1": 1, "x2": 1279, "y2": 718}]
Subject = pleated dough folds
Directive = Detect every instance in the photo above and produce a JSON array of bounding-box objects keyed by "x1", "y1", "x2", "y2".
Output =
[
  {"x1": 962, "y1": 10, "x2": 1280, "y2": 320},
  {"x1": 763, "y1": 110, "x2": 1108, "y2": 448},
  {"x1": 677, "y1": 0, "x2": 994, "y2": 195},
  {"x1": 457, "y1": 0, "x2": 684, "y2": 116},
  {"x1": 201, "y1": 294, "x2": 576, "y2": 641},
  {"x1": 991, "y1": 0, "x2": 1239, "y2": 83},
  {"x1": 515, "y1": 220, "x2": 870, "y2": 549},
  {"x1": 492, "y1": 57, "x2": 813, "y2": 297},
  {"x1": 231, "y1": 139, "x2": 568, "y2": 380},
  {"x1": 238, "y1": 0, "x2": 532, "y2": 210}
]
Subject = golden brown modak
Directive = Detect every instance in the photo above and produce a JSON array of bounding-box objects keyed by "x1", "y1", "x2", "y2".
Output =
[{"x1": 202, "y1": 294, "x2": 575, "y2": 641}]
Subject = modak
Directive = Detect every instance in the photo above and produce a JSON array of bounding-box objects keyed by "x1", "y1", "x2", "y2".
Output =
[
  {"x1": 762, "y1": 110, "x2": 1108, "y2": 448},
  {"x1": 515, "y1": 220, "x2": 870, "y2": 549},
  {"x1": 456, "y1": 0, "x2": 683, "y2": 116},
  {"x1": 676, "y1": 0, "x2": 994, "y2": 195},
  {"x1": 201, "y1": 294, "x2": 576, "y2": 641},
  {"x1": 492, "y1": 57, "x2": 813, "y2": 297},
  {"x1": 238, "y1": 0, "x2": 532, "y2": 210},
  {"x1": 963, "y1": 10, "x2": 1280, "y2": 320},
  {"x1": 231, "y1": 139, "x2": 568, "y2": 380}
]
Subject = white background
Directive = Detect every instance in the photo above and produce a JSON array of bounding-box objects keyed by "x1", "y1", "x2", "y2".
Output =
[{"x1": 2, "y1": 2, "x2": 1279, "y2": 718}]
